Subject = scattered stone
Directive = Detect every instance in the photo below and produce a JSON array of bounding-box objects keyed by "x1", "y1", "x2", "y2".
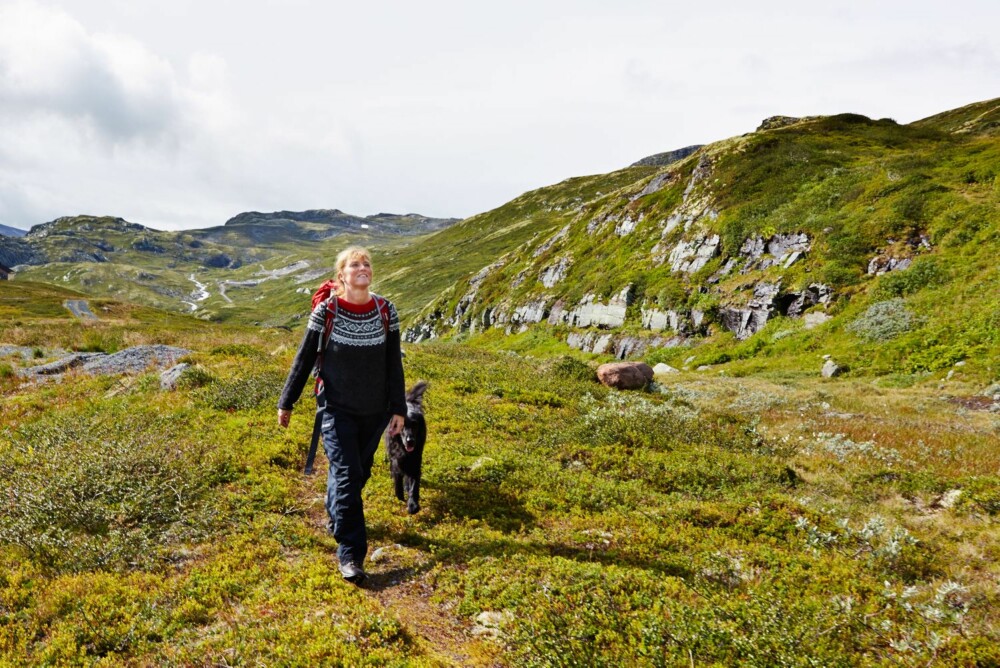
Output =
[
  {"x1": 472, "y1": 611, "x2": 514, "y2": 640},
  {"x1": 160, "y1": 363, "x2": 191, "y2": 391},
  {"x1": 597, "y1": 362, "x2": 653, "y2": 390},
  {"x1": 822, "y1": 354, "x2": 832, "y2": 360},
  {"x1": 653, "y1": 363, "x2": 679, "y2": 376},
  {"x1": 369, "y1": 544, "x2": 403, "y2": 563},
  {"x1": 931, "y1": 489, "x2": 962, "y2": 510},
  {"x1": 697, "y1": 365, "x2": 712, "y2": 371},
  {"x1": 821, "y1": 360, "x2": 842, "y2": 378}
]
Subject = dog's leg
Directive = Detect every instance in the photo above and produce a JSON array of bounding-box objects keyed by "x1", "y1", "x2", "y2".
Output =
[
  {"x1": 405, "y1": 475, "x2": 420, "y2": 514},
  {"x1": 391, "y1": 460, "x2": 405, "y2": 502}
]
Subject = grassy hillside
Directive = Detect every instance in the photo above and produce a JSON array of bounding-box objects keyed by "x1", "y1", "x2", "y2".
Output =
[
  {"x1": 404, "y1": 100, "x2": 999, "y2": 385},
  {"x1": 1, "y1": 283, "x2": 998, "y2": 665}
]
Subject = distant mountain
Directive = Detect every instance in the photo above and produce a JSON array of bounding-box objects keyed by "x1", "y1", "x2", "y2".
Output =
[
  {"x1": 0, "y1": 223, "x2": 26, "y2": 238},
  {"x1": 193, "y1": 209, "x2": 460, "y2": 246}
]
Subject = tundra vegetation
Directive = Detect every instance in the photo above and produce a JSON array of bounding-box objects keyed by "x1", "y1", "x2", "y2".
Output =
[
  {"x1": 1, "y1": 281, "x2": 998, "y2": 666},
  {"x1": 1, "y1": 98, "x2": 999, "y2": 665}
]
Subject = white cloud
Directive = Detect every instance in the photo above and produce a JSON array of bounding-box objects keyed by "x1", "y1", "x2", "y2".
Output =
[{"x1": 1, "y1": 0, "x2": 999, "y2": 230}]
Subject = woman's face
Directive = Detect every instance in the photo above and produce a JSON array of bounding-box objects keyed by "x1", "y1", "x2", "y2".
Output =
[{"x1": 340, "y1": 255, "x2": 372, "y2": 289}]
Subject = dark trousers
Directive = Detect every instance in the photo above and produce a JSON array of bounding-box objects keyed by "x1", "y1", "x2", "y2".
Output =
[{"x1": 321, "y1": 408, "x2": 388, "y2": 564}]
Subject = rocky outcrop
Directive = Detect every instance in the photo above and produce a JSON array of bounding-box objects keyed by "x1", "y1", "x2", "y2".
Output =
[
  {"x1": 614, "y1": 213, "x2": 643, "y2": 237},
  {"x1": 740, "y1": 233, "x2": 811, "y2": 272},
  {"x1": 18, "y1": 346, "x2": 190, "y2": 379},
  {"x1": 597, "y1": 362, "x2": 654, "y2": 390},
  {"x1": 533, "y1": 224, "x2": 570, "y2": 257},
  {"x1": 866, "y1": 234, "x2": 930, "y2": 275},
  {"x1": 719, "y1": 282, "x2": 782, "y2": 340},
  {"x1": 668, "y1": 235, "x2": 720, "y2": 273},
  {"x1": 781, "y1": 283, "x2": 832, "y2": 317},
  {"x1": 651, "y1": 154, "x2": 719, "y2": 264},
  {"x1": 550, "y1": 286, "x2": 633, "y2": 329},
  {"x1": 566, "y1": 332, "x2": 685, "y2": 358},
  {"x1": 641, "y1": 308, "x2": 686, "y2": 333},
  {"x1": 539, "y1": 256, "x2": 572, "y2": 288},
  {"x1": 757, "y1": 116, "x2": 805, "y2": 131},
  {"x1": 630, "y1": 145, "x2": 703, "y2": 168},
  {"x1": 867, "y1": 256, "x2": 912, "y2": 275}
]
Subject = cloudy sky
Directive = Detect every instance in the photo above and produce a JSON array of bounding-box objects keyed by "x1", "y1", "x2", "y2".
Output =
[{"x1": 1, "y1": 0, "x2": 998, "y2": 231}]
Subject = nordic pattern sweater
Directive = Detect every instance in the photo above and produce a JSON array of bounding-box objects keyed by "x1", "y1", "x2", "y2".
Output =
[{"x1": 278, "y1": 296, "x2": 406, "y2": 417}]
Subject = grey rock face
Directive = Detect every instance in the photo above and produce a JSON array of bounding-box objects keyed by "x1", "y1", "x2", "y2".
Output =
[
  {"x1": 565, "y1": 332, "x2": 685, "y2": 358},
  {"x1": 614, "y1": 213, "x2": 643, "y2": 237},
  {"x1": 539, "y1": 256, "x2": 572, "y2": 288},
  {"x1": 630, "y1": 145, "x2": 703, "y2": 168},
  {"x1": 784, "y1": 283, "x2": 833, "y2": 318},
  {"x1": 554, "y1": 286, "x2": 633, "y2": 329},
  {"x1": 867, "y1": 256, "x2": 913, "y2": 275},
  {"x1": 719, "y1": 282, "x2": 782, "y2": 340},
  {"x1": 822, "y1": 359, "x2": 842, "y2": 378},
  {"x1": 533, "y1": 224, "x2": 570, "y2": 257},
  {"x1": 669, "y1": 235, "x2": 720, "y2": 273},
  {"x1": 641, "y1": 308, "x2": 685, "y2": 333},
  {"x1": 509, "y1": 299, "x2": 549, "y2": 326},
  {"x1": 740, "y1": 233, "x2": 811, "y2": 272}
]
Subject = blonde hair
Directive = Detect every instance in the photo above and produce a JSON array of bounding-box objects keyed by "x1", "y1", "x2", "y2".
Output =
[{"x1": 336, "y1": 246, "x2": 372, "y2": 282}]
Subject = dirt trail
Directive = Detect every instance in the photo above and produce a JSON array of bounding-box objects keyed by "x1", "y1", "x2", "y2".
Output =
[{"x1": 299, "y1": 484, "x2": 502, "y2": 666}]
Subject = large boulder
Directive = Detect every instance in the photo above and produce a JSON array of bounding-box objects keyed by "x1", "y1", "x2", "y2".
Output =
[{"x1": 597, "y1": 362, "x2": 654, "y2": 390}]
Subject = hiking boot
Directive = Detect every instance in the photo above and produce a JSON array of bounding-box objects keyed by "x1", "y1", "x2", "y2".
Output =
[{"x1": 339, "y1": 560, "x2": 366, "y2": 584}]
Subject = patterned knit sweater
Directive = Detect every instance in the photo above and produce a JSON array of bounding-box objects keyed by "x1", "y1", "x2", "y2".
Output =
[{"x1": 278, "y1": 296, "x2": 406, "y2": 417}]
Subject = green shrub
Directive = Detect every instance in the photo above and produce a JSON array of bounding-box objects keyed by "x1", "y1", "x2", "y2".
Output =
[
  {"x1": 177, "y1": 364, "x2": 217, "y2": 389},
  {"x1": 196, "y1": 369, "x2": 286, "y2": 412},
  {"x1": 0, "y1": 362, "x2": 13, "y2": 379},
  {"x1": 549, "y1": 355, "x2": 595, "y2": 383},
  {"x1": 846, "y1": 298, "x2": 917, "y2": 342},
  {"x1": 0, "y1": 406, "x2": 227, "y2": 572},
  {"x1": 871, "y1": 256, "x2": 950, "y2": 299}
]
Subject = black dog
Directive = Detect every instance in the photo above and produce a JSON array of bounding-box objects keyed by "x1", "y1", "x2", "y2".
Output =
[{"x1": 387, "y1": 381, "x2": 428, "y2": 514}]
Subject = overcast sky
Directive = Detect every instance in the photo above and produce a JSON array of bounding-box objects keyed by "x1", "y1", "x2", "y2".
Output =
[{"x1": 1, "y1": 0, "x2": 998, "y2": 231}]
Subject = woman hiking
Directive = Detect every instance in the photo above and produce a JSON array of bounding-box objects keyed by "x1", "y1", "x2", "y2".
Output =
[{"x1": 277, "y1": 246, "x2": 406, "y2": 584}]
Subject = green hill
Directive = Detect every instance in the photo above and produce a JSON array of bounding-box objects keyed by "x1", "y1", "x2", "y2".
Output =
[{"x1": 397, "y1": 100, "x2": 999, "y2": 384}]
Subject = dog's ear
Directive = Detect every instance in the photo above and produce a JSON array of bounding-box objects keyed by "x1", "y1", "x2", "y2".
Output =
[{"x1": 406, "y1": 380, "x2": 428, "y2": 409}]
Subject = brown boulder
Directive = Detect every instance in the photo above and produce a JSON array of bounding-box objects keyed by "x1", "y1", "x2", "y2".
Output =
[{"x1": 597, "y1": 362, "x2": 654, "y2": 390}]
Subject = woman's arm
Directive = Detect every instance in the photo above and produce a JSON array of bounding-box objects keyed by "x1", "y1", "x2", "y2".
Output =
[{"x1": 277, "y1": 303, "x2": 325, "y2": 414}]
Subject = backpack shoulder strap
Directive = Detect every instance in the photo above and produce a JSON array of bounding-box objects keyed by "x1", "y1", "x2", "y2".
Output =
[
  {"x1": 372, "y1": 294, "x2": 391, "y2": 334},
  {"x1": 316, "y1": 296, "x2": 338, "y2": 355}
]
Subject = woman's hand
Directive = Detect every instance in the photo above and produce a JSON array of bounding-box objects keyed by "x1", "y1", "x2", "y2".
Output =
[
  {"x1": 277, "y1": 408, "x2": 292, "y2": 428},
  {"x1": 387, "y1": 414, "x2": 404, "y2": 437}
]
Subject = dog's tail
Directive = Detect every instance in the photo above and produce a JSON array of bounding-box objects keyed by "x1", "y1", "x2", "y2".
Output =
[{"x1": 406, "y1": 380, "x2": 428, "y2": 408}]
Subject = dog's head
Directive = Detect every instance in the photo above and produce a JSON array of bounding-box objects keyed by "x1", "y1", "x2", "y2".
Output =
[{"x1": 399, "y1": 381, "x2": 428, "y2": 452}]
